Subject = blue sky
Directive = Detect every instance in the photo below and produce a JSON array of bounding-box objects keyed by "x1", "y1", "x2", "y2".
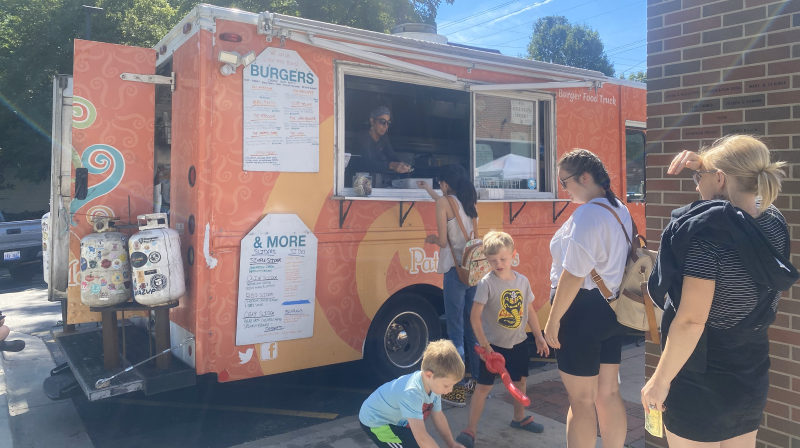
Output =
[{"x1": 435, "y1": 0, "x2": 648, "y2": 77}]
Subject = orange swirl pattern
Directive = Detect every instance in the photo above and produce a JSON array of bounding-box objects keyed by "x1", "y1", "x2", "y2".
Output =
[
  {"x1": 67, "y1": 40, "x2": 156, "y2": 323},
  {"x1": 183, "y1": 20, "x2": 346, "y2": 379}
]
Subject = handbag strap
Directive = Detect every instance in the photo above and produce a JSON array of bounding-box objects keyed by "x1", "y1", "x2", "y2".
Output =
[
  {"x1": 641, "y1": 282, "x2": 661, "y2": 343},
  {"x1": 445, "y1": 196, "x2": 477, "y2": 240},
  {"x1": 445, "y1": 196, "x2": 480, "y2": 268},
  {"x1": 586, "y1": 201, "x2": 633, "y2": 301},
  {"x1": 445, "y1": 196, "x2": 468, "y2": 267}
]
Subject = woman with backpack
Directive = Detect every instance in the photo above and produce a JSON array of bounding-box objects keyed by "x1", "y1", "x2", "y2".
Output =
[
  {"x1": 419, "y1": 165, "x2": 480, "y2": 407},
  {"x1": 643, "y1": 135, "x2": 797, "y2": 447},
  {"x1": 543, "y1": 149, "x2": 633, "y2": 448}
]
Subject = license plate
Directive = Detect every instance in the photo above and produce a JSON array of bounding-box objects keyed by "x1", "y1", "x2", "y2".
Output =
[{"x1": 3, "y1": 251, "x2": 20, "y2": 261}]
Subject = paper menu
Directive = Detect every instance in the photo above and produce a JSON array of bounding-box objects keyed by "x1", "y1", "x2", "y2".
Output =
[
  {"x1": 242, "y1": 48, "x2": 320, "y2": 172},
  {"x1": 235, "y1": 214, "x2": 318, "y2": 346}
]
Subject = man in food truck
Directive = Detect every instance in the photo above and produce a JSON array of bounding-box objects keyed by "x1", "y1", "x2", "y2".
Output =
[{"x1": 350, "y1": 106, "x2": 412, "y2": 184}]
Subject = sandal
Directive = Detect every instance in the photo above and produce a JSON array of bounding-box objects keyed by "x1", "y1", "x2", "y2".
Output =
[
  {"x1": 455, "y1": 430, "x2": 475, "y2": 448},
  {"x1": 510, "y1": 415, "x2": 544, "y2": 433}
]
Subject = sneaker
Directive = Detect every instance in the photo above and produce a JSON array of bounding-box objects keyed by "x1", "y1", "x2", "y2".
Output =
[
  {"x1": 510, "y1": 415, "x2": 545, "y2": 433},
  {"x1": 463, "y1": 378, "x2": 477, "y2": 395},
  {"x1": 455, "y1": 430, "x2": 475, "y2": 448},
  {"x1": 0, "y1": 340, "x2": 25, "y2": 352},
  {"x1": 441, "y1": 384, "x2": 467, "y2": 407}
]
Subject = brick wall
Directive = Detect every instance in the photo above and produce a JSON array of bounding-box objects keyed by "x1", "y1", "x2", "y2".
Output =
[{"x1": 645, "y1": 0, "x2": 800, "y2": 446}]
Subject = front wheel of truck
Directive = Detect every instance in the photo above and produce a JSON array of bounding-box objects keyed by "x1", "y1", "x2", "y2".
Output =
[{"x1": 365, "y1": 293, "x2": 442, "y2": 381}]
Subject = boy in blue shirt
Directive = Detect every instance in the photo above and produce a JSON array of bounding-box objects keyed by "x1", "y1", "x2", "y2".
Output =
[{"x1": 360, "y1": 340, "x2": 467, "y2": 448}]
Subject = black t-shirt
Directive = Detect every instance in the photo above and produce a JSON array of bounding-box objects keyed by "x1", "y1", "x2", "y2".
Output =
[
  {"x1": 351, "y1": 130, "x2": 399, "y2": 176},
  {"x1": 682, "y1": 205, "x2": 788, "y2": 329}
]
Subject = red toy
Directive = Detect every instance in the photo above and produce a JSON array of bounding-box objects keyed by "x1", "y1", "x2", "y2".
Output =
[{"x1": 474, "y1": 345, "x2": 531, "y2": 406}]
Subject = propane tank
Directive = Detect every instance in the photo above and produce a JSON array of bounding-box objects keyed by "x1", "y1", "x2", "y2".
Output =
[
  {"x1": 80, "y1": 217, "x2": 133, "y2": 307},
  {"x1": 42, "y1": 212, "x2": 50, "y2": 284},
  {"x1": 129, "y1": 213, "x2": 185, "y2": 306}
]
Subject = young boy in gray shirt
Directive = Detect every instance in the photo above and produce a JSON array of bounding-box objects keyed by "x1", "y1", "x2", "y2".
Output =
[{"x1": 455, "y1": 231, "x2": 550, "y2": 448}]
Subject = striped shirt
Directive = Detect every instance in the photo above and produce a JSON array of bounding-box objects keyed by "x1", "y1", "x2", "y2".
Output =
[{"x1": 683, "y1": 205, "x2": 788, "y2": 329}]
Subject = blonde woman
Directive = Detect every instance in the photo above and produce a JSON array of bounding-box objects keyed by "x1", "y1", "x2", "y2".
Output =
[{"x1": 643, "y1": 135, "x2": 798, "y2": 447}]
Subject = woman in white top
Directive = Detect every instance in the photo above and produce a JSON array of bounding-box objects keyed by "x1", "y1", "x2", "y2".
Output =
[
  {"x1": 544, "y1": 149, "x2": 633, "y2": 448},
  {"x1": 420, "y1": 164, "x2": 479, "y2": 406}
]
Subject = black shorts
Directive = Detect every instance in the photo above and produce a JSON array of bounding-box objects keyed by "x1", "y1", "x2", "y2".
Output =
[
  {"x1": 477, "y1": 340, "x2": 529, "y2": 385},
  {"x1": 555, "y1": 288, "x2": 628, "y2": 377},
  {"x1": 361, "y1": 422, "x2": 419, "y2": 448}
]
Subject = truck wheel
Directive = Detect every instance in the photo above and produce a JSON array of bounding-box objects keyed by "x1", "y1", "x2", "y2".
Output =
[
  {"x1": 9, "y1": 265, "x2": 36, "y2": 283},
  {"x1": 366, "y1": 294, "x2": 442, "y2": 381}
]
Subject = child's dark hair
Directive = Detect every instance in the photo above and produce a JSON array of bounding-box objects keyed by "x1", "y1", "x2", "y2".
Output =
[
  {"x1": 557, "y1": 149, "x2": 620, "y2": 208},
  {"x1": 437, "y1": 165, "x2": 478, "y2": 218}
]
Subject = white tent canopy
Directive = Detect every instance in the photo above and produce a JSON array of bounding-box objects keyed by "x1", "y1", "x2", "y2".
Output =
[{"x1": 477, "y1": 154, "x2": 537, "y2": 180}]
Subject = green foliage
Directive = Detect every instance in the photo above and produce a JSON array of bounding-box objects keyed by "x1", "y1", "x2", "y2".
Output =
[
  {"x1": 525, "y1": 16, "x2": 614, "y2": 77},
  {"x1": 619, "y1": 70, "x2": 646, "y2": 83},
  {"x1": 0, "y1": 0, "x2": 453, "y2": 189}
]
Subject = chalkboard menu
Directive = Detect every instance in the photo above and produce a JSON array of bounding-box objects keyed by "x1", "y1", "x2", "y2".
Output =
[
  {"x1": 235, "y1": 214, "x2": 317, "y2": 346},
  {"x1": 242, "y1": 48, "x2": 320, "y2": 172}
]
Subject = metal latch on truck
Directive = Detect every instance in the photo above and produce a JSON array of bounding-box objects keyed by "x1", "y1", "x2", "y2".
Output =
[{"x1": 120, "y1": 72, "x2": 176, "y2": 92}]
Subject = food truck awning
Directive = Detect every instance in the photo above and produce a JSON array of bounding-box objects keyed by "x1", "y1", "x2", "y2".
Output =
[
  {"x1": 294, "y1": 34, "x2": 458, "y2": 82},
  {"x1": 153, "y1": 6, "x2": 610, "y2": 85}
]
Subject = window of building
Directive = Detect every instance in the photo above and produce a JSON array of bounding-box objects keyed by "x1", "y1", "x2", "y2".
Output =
[{"x1": 625, "y1": 128, "x2": 646, "y2": 202}]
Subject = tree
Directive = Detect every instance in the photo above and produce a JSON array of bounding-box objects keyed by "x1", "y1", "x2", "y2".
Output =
[
  {"x1": 0, "y1": 0, "x2": 454, "y2": 191},
  {"x1": 619, "y1": 70, "x2": 646, "y2": 83},
  {"x1": 525, "y1": 16, "x2": 614, "y2": 77}
]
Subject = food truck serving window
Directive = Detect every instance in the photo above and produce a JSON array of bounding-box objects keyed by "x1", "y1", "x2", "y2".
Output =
[
  {"x1": 334, "y1": 63, "x2": 557, "y2": 201},
  {"x1": 473, "y1": 92, "x2": 554, "y2": 200}
]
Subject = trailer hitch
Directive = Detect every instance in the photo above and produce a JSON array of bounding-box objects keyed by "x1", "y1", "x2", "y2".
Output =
[{"x1": 95, "y1": 336, "x2": 195, "y2": 390}]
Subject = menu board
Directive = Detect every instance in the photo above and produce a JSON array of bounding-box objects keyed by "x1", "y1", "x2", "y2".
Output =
[
  {"x1": 242, "y1": 48, "x2": 320, "y2": 172},
  {"x1": 235, "y1": 214, "x2": 318, "y2": 346}
]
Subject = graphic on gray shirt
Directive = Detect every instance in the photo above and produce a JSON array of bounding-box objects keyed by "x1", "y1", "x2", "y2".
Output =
[{"x1": 473, "y1": 271, "x2": 534, "y2": 349}]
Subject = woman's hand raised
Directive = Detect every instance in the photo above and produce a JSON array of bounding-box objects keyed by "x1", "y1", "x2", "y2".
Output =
[{"x1": 667, "y1": 150, "x2": 702, "y2": 176}]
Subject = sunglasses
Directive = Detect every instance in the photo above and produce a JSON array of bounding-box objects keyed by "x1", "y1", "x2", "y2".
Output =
[
  {"x1": 559, "y1": 173, "x2": 577, "y2": 189},
  {"x1": 691, "y1": 169, "x2": 718, "y2": 186},
  {"x1": 375, "y1": 118, "x2": 392, "y2": 127}
]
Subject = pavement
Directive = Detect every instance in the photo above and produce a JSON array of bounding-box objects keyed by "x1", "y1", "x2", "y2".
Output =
[
  {"x1": 231, "y1": 345, "x2": 647, "y2": 448},
  {"x1": 0, "y1": 270, "x2": 92, "y2": 448},
  {"x1": 0, "y1": 269, "x2": 646, "y2": 448}
]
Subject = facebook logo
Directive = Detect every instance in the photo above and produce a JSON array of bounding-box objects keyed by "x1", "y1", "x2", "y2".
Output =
[{"x1": 261, "y1": 342, "x2": 278, "y2": 360}]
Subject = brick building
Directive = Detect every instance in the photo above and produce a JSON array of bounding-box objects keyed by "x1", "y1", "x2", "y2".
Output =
[{"x1": 645, "y1": 0, "x2": 799, "y2": 446}]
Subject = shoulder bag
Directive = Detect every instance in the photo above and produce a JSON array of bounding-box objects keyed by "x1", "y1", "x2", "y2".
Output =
[
  {"x1": 445, "y1": 196, "x2": 491, "y2": 287},
  {"x1": 587, "y1": 202, "x2": 662, "y2": 343}
]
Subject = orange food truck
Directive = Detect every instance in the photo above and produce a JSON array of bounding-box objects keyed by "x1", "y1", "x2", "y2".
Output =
[{"x1": 43, "y1": 4, "x2": 647, "y2": 401}]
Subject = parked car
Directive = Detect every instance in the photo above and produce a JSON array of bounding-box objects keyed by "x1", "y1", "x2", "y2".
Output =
[{"x1": 0, "y1": 210, "x2": 43, "y2": 282}]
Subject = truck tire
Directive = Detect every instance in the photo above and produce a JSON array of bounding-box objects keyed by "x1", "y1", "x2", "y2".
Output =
[
  {"x1": 9, "y1": 264, "x2": 36, "y2": 283},
  {"x1": 365, "y1": 293, "x2": 442, "y2": 381}
]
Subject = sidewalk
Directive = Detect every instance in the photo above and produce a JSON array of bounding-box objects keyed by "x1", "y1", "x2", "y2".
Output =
[
  {"x1": 0, "y1": 331, "x2": 93, "y2": 448},
  {"x1": 232, "y1": 345, "x2": 646, "y2": 448}
]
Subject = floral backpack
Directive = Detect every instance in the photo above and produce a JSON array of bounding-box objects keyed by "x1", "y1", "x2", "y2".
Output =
[{"x1": 445, "y1": 196, "x2": 492, "y2": 286}]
